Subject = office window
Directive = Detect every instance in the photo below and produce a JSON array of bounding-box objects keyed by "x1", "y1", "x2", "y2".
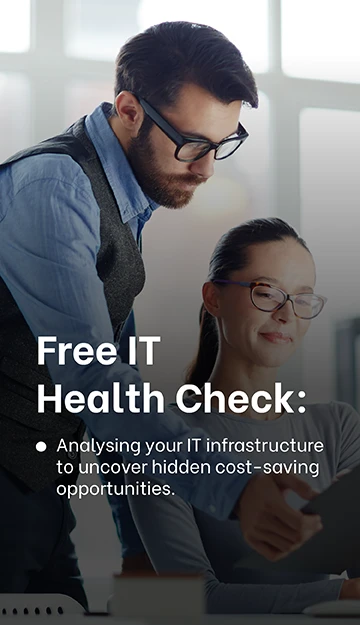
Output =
[
  {"x1": 282, "y1": 0, "x2": 360, "y2": 83},
  {"x1": 0, "y1": 74, "x2": 31, "y2": 160},
  {"x1": 64, "y1": 0, "x2": 137, "y2": 60},
  {"x1": 65, "y1": 81, "x2": 114, "y2": 127},
  {"x1": 235, "y1": 92, "x2": 270, "y2": 217},
  {"x1": 301, "y1": 108, "x2": 360, "y2": 402},
  {"x1": 138, "y1": 0, "x2": 269, "y2": 73},
  {"x1": 0, "y1": 0, "x2": 31, "y2": 53}
]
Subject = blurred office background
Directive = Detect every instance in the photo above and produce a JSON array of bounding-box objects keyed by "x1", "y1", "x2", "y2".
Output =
[{"x1": 1, "y1": 0, "x2": 360, "y2": 606}]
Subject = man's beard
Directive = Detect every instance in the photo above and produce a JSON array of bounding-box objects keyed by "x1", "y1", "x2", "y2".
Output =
[{"x1": 127, "y1": 123, "x2": 204, "y2": 209}]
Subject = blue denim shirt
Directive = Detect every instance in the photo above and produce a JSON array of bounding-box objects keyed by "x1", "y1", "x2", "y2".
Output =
[{"x1": 0, "y1": 103, "x2": 250, "y2": 549}]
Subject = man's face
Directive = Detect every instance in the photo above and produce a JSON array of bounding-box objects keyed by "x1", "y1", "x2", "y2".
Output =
[{"x1": 127, "y1": 83, "x2": 242, "y2": 208}]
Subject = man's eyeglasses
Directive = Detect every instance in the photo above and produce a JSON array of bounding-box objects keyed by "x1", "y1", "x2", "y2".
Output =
[
  {"x1": 138, "y1": 97, "x2": 248, "y2": 163},
  {"x1": 212, "y1": 280, "x2": 327, "y2": 320}
]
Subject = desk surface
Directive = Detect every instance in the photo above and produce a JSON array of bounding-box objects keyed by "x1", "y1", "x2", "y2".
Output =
[{"x1": 0, "y1": 616, "x2": 359, "y2": 625}]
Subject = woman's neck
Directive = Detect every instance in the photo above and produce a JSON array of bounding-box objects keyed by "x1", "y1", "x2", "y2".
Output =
[{"x1": 207, "y1": 352, "x2": 279, "y2": 421}]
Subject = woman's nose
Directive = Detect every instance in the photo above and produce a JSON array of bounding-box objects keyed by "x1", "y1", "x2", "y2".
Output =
[{"x1": 273, "y1": 299, "x2": 296, "y2": 322}]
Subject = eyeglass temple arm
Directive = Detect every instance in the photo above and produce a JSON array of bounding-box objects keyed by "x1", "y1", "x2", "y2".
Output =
[{"x1": 138, "y1": 97, "x2": 186, "y2": 145}]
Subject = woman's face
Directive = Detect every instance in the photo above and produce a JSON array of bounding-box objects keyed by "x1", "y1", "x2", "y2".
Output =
[{"x1": 209, "y1": 238, "x2": 317, "y2": 369}]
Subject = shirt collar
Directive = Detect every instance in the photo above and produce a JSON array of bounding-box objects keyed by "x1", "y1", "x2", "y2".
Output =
[{"x1": 84, "y1": 102, "x2": 159, "y2": 223}]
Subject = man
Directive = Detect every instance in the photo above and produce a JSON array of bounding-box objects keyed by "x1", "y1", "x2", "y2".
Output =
[{"x1": 0, "y1": 22, "x2": 321, "y2": 605}]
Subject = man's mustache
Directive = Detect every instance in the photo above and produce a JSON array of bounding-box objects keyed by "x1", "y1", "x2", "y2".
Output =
[{"x1": 169, "y1": 174, "x2": 207, "y2": 185}]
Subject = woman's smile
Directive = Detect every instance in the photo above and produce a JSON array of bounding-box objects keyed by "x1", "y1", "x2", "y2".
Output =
[{"x1": 259, "y1": 332, "x2": 293, "y2": 344}]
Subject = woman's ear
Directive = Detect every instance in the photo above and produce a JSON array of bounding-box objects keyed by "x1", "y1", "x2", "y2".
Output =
[{"x1": 202, "y1": 282, "x2": 222, "y2": 319}]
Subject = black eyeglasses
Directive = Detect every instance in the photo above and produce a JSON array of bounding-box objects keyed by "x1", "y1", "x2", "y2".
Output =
[
  {"x1": 212, "y1": 280, "x2": 327, "y2": 320},
  {"x1": 138, "y1": 97, "x2": 248, "y2": 163}
]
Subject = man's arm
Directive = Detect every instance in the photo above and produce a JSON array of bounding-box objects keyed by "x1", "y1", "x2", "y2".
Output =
[
  {"x1": 0, "y1": 157, "x2": 321, "y2": 555},
  {"x1": 90, "y1": 309, "x2": 148, "y2": 561}
]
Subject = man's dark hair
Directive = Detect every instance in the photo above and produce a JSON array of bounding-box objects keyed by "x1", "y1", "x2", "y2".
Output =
[{"x1": 113, "y1": 21, "x2": 258, "y2": 113}]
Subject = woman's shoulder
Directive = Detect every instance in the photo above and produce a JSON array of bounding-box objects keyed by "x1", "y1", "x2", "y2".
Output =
[
  {"x1": 309, "y1": 402, "x2": 360, "y2": 471},
  {"x1": 168, "y1": 397, "x2": 360, "y2": 436},
  {"x1": 304, "y1": 400, "x2": 360, "y2": 424},
  {"x1": 299, "y1": 401, "x2": 360, "y2": 448}
]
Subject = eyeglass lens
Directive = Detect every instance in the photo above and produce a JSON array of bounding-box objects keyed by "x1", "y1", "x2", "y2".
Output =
[
  {"x1": 252, "y1": 285, "x2": 323, "y2": 318},
  {"x1": 215, "y1": 138, "x2": 243, "y2": 159},
  {"x1": 177, "y1": 141, "x2": 211, "y2": 161},
  {"x1": 177, "y1": 138, "x2": 243, "y2": 162}
]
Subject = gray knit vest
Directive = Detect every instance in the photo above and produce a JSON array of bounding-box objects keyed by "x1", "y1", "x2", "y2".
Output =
[{"x1": 0, "y1": 118, "x2": 145, "y2": 491}]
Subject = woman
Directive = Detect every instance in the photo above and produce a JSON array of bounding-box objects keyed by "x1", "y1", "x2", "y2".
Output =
[{"x1": 127, "y1": 218, "x2": 360, "y2": 613}]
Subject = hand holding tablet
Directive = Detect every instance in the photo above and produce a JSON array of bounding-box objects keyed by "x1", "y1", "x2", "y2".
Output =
[{"x1": 235, "y1": 463, "x2": 360, "y2": 575}]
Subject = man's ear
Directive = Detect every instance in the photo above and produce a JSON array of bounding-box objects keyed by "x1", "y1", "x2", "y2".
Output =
[
  {"x1": 202, "y1": 281, "x2": 222, "y2": 319},
  {"x1": 114, "y1": 91, "x2": 145, "y2": 136}
]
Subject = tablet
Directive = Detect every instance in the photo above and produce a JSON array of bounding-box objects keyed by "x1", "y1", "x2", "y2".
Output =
[{"x1": 235, "y1": 463, "x2": 360, "y2": 574}]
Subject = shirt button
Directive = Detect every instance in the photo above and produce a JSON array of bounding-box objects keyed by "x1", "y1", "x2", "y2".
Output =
[
  {"x1": 209, "y1": 505, "x2": 216, "y2": 514},
  {"x1": 67, "y1": 451, "x2": 78, "y2": 460}
]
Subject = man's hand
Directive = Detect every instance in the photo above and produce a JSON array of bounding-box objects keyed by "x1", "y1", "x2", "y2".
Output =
[{"x1": 235, "y1": 473, "x2": 323, "y2": 561}]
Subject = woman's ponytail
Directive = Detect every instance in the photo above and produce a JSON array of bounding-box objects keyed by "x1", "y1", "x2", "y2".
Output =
[{"x1": 185, "y1": 305, "x2": 218, "y2": 388}]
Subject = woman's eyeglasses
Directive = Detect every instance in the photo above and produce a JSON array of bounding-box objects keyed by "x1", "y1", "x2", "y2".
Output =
[
  {"x1": 212, "y1": 280, "x2": 327, "y2": 320},
  {"x1": 138, "y1": 97, "x2": 248, "y2": 163}
]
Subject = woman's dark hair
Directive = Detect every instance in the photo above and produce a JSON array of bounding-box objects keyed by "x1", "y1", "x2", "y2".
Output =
[
  {"x1": 185, "y1": 218, "x2": 310, "y2": 388},
  {"x1": 113, "y1": 21, "x2": 258, "y2": 115}
]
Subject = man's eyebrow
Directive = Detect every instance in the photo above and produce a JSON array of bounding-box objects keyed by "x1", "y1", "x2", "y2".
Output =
[
  {"x1": 252, "y1": 276, "x2": 314, "y2": 292},
  {"x1": 181, "y1": 130, "x2": 211, "y2": 141},
  {"x1": 180, "y1": 126, "x2": 239, "y2": 142}
]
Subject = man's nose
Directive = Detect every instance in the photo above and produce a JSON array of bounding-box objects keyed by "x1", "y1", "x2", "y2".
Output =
[{"x1": 189, "y1": 150, "x2": 215, "y2": 180}]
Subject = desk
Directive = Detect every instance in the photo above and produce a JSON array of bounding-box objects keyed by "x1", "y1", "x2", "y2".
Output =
[{"x1": 0, "y1": 615, "x2": 358, "y2": 625}]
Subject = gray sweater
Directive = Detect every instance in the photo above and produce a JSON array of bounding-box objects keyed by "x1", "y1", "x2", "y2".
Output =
[{"x1": 127, "y1": 400, "x2": 360, "y2": 614}]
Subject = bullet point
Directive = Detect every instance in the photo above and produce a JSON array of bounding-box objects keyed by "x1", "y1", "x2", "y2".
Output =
[{"x1": 36, "y1": 441, "x2": 47, "y2": 452}]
